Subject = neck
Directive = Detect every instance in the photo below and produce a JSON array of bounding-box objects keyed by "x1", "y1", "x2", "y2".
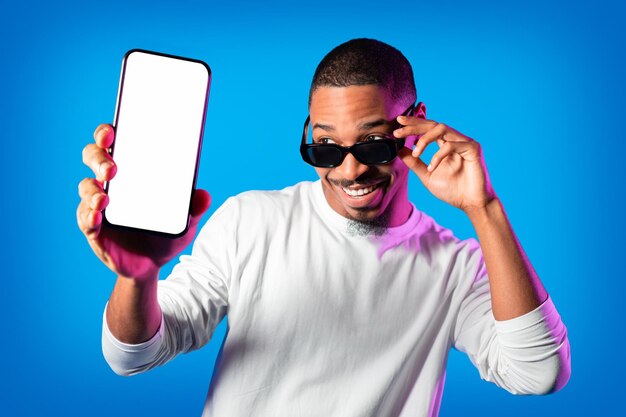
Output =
[{"x1": 385, "y1": 185, "x2": 413, "y2": 227}]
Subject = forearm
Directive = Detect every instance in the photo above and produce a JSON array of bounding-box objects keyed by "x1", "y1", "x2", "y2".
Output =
[
  {"x1": 466, "y1": 198, "x2": 548, "y2": 321},
  {"x1": 105, "y1": 272, "x2": 162, "y2": 344}
]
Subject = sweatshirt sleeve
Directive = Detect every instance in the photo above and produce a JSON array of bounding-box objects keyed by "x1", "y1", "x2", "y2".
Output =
[
  {"x1": 101, "y1": 199, "x2": 236, "y2": 376},
  {"x1": 451, "y1": 240, "x2": 571, "y2": 395}
]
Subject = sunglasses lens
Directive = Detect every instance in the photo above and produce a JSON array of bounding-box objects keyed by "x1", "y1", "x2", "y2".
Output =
[
  {"x1": 353, "y1": 142, "x2": 397, "y2": 164},
  {"x1": 301, "y1": 140, "x2": 402, "y2": 167},
  {"x1": 305, "y1": 146, "x2": 343, "y2": 167}
]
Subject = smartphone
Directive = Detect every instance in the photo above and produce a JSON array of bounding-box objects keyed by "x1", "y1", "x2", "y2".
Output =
[{"x1": 103, "y1": 49, "x2": 211, "y2": 237}]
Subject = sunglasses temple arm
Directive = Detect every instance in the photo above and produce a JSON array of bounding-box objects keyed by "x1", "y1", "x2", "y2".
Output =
[{"x1": 302, "y1": 116, "x2": 311, "y2": 145}]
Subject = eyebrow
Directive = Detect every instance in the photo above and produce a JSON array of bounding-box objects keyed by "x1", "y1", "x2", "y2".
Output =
[{"x1": 312, "y1": 118, "x2": 390, "y2": 132}]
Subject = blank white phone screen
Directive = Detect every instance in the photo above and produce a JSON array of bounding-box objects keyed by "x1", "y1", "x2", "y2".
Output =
[{"x1": 105, "y1": 51, "x2": 210, "y2": 236}]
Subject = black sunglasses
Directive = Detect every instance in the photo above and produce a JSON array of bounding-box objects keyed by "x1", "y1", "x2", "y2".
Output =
[{"x1": 300, "y1": 103, "x2": 417, "y2": 168}]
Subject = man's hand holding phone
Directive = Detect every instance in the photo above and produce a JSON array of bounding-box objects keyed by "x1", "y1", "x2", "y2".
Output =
[
  {"x1": 78, "y1": 50, "x2": 212, "y2": 343},
  {"x1": 77, "y1": 123, "x2": 211, "y2": 281}
]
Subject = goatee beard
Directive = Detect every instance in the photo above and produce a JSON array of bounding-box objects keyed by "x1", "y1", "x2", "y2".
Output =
[{"x1": 346, "y1": 209, "x2": 390, "y2": 237}]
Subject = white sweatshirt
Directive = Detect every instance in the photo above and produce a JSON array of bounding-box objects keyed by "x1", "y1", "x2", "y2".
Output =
[{"x1": 102, "y1": 180, "x2": 571, "y2": 417}]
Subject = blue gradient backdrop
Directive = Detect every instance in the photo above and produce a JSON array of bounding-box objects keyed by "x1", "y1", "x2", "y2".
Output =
[{"x1": 1, "y1": 0, "x2": 624, "y2": 415}]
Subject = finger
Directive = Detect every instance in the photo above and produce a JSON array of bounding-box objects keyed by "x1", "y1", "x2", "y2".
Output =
[
  {"x1": 78, "y1": 178, "x2": 109, "y2": 210},
  {"x1": 428, "y1": 141, "x2": 476, "y2": 172},
  {"x1": 189, "y1": 189, "x2": 212, "y2": 227},
  {"x1": 412, "y1": 123, "x2": 447, "y2": 159},
  {"x1": 398, "y1": 147, "x2": 430, "y2": 184},
  {"x1": 82, "y1": 143, "x2": 117, "y2": 182},
  {"x1": 394, "y1": 117, "x2": 437, "y2": 138},
  {"x1": 396, "y1": 115, "x2": 435, "y2": 127},
  {"x1": 77, "y1": 200, "x2": 102, "y2": 239},
  {"x1": 94, "y1": 124, "x2": 115, "y2": 148}
]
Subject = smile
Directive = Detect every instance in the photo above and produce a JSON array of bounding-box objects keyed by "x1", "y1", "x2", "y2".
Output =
[{"x1": 341, "y1": 183, "x2": 380, "y2": 197}]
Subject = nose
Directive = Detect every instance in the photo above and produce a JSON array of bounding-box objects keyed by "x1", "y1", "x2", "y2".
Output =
[{"x1": 334, "y1": 153, "x2": 369, "y2": 181}]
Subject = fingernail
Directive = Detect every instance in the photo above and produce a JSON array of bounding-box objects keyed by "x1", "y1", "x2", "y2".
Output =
[
  {"x1": 393, "y1": 129, "x2": 402, "y2": 137},
  {"x1": 98, "y1": 126, "x2": 109, "y2": 139},
  {"x1": 99, "y1": 161, "x2": 113, "y2": 177},
  {"x1": 427, "y1": 164, "x2": 433, "y2": 172}
]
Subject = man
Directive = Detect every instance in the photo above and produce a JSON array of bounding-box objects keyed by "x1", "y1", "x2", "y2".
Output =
[{"x1": 77, "y1": 38, "x2": 570, "y2": 416}]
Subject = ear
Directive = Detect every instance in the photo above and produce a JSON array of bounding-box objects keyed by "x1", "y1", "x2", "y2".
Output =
[{"x1": 415, "y1": 102, "x2": 427, "y2": 119}]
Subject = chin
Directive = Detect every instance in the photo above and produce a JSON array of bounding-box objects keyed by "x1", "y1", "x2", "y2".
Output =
[{"x1": 346, "y1": 205, "x2": 385, "y2": 222}]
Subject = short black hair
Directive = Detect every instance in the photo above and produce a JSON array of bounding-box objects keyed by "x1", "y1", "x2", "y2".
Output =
[{"x1": 308, "y1": 38, "x2": 416, "y2": 108}]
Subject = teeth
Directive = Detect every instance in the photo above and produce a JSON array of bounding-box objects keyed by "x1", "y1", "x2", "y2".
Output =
[{"x1": 342, "y1": 185, "x2": 376, "y2": 197}]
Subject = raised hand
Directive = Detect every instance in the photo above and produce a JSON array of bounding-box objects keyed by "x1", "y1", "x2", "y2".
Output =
[
  {"x1": 394, "y1": 116, "x2": 496, "y2": 214},
  {"x1": 77, "y1": 124, "x2": 211, "y2": 280}
]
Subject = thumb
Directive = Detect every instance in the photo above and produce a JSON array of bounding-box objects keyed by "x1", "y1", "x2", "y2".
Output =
[
  {"x1": 398, "y1": 148, "x2": 429, "y2": 185},
  {"x1": 190, "y1": 189, "x2": 211, "y2": 220}
]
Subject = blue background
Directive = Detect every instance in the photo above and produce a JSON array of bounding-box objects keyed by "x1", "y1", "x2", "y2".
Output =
[{"x1": 1, "y1": 0, "x2": 624, "y2": 415}]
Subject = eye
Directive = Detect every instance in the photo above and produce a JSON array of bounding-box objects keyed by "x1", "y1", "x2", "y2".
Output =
[
  {"x1": 316, "y1": 137, "x2": 336, "y2": 144},
  {"x1": 364, "y1": 134, "x2": 389, "y2": 142}
]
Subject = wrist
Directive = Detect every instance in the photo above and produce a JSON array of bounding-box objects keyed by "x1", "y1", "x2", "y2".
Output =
[
  {"x1": 108, "y1": 272, "x2": 161, "y2": 344},
  {"x1": 464, "y1": 196, "x2": 504, "y2": 225},
  {"x1": 118, "y1": 268, "x2": 160, "y2": 283}
]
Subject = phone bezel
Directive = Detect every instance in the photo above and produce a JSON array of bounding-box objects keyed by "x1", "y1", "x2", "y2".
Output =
[{"x1": 102, "y1": 48, "x2": 211, "y2": 238}]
